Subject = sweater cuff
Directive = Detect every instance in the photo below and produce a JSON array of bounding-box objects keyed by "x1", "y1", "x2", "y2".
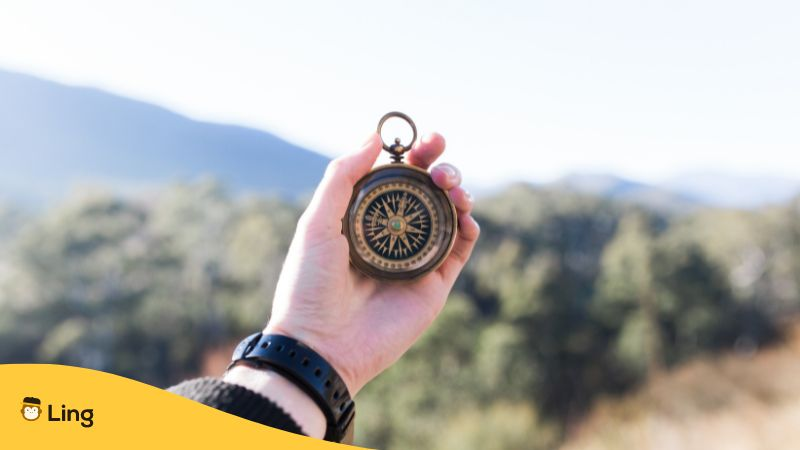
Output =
[{"x1": 168, "y1": 377, "x2": 305, "y2": 436}]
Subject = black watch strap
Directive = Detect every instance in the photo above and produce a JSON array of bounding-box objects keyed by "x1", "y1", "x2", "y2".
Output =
[{"x1": 229, "y1": 333, "x2": 355, "y2": 444}]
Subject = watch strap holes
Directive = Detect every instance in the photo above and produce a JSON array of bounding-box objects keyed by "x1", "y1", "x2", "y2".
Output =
[{"x1": 231, "y1": 333, "x2": 354, "y2": 443}]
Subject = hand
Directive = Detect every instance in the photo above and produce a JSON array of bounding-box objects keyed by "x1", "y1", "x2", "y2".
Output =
[{"x1": 263, "y1": 132, "x2": 479, "y2": 397}]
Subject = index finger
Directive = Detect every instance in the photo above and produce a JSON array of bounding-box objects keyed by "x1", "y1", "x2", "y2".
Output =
[{"x1": 407, "y1": 133, "x2": 446, "y2": 170}]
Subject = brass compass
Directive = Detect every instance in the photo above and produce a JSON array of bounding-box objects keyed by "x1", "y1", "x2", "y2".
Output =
[{"x1": 343, "y1": 112, "x2": 457, "y2": 280}]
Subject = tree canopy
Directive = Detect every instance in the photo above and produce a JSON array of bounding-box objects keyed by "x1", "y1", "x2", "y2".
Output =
[{"x1": 0, "y1": 182, "x2": 796, "y2": 449}]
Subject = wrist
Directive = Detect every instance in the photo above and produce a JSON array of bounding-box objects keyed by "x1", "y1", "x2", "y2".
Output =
[
  {"x1": 263, "y1": 322, "x2": 363, "y2": 395},
  {"x1": 224, "y1": 363, "x2": 326, "y2": 438},
  {"x1": 229, "y1": 332, "x2": 356, "y2": 443}
]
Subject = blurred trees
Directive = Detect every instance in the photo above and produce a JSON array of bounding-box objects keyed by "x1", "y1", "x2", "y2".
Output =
[
  {"x1": 0, "y1": 182, "x2": 795, "y2": 449},
  {"x1": 0, "y1": 181, "x2": 298, "y2": 384}
]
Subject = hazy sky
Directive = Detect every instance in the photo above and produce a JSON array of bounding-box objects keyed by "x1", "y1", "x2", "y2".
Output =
[{"x1": 1, "y1": 0, "x2": 798, "y2": 187}]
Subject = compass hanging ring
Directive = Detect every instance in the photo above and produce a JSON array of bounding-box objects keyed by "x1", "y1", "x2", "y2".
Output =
[
  {"x1": 343, "y1": 112, "x2": 458, "y2": 281},
  {"x1": 377, "y1": 111, "x2": 417, "y2": 162}
]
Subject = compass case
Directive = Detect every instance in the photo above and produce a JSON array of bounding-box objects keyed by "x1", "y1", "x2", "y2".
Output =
[{"x1": 344, "y1": 164, "x2": 457, "y2": 281}]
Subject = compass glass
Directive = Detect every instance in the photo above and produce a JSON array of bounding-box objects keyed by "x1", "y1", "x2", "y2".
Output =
[
  {"x1": 345, "y1": 165, "x2": 457, "y2": 280},
  {"x1": 362, "y1": 187, "x2": 432, "y2": 261}
]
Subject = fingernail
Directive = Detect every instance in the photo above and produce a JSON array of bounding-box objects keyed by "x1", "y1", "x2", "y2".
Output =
[
  {"x1": 440, "y1": 164, "x2": 457, "y2": 179},
  {"x1": 464, "y1": 189, "x2": 474, "y2": 206}
]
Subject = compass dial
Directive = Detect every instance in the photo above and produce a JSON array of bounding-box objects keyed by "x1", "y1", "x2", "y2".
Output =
[
  {"x1": 345, "y1": 165, "x2": 457, "y2": 280},
  {"x1": 359, "y1": 183, "x2": 436, "y2": 263}
]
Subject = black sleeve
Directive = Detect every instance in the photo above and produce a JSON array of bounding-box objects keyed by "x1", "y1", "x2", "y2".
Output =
[{"x1": 168, "y1": 377, "x2": 305, "y2": 436}]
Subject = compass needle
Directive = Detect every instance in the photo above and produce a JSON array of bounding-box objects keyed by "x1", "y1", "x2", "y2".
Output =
[
  {"x1": 370, "y1": 228, "x2": 391, "y2": 242},
  {"x1": 405, "y1": 224, "x2": 425, "y2": 235},
  {"x1": 400, "y1": 234, "x2": 413, "y2": 252},
  {"x1": 403, "y1": 209, "x2": 424, "y2": 222},
  {"x1": 381, "y1": 198, "x2": 395, "y2": 217},
  {"x1": 397, "y1": 193, "x2": 408, "y2": 216}
]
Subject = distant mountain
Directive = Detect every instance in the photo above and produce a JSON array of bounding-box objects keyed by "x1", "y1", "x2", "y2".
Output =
[
  {"x1": 3, "y1": 69, "x2": 797, "y2": 210},
  {"x1": 661, "y1": 172, "x2": 800, "y2": 209},
  {"x1": 554, "y1": 174, "x2": 701, "y2": 214},
  {"x1": 0, "y1": 69, "x2": 329, "y2": 203},
  {"x1": 555, "y1": 173, "x2": 800, "y2": 212}
]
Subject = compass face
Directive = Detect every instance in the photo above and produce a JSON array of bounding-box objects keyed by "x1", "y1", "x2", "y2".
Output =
[
  {"x1": 361, "y1": 184, "x2": 434, "y2": 262},
  {"x1": 345, "y1": 166, "x2": 457, "y2": 280}
]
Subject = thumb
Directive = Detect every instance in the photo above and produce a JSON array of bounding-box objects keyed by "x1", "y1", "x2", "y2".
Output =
[{"x1": 300, "y1": 133, "x2": 383, "y2": 237}]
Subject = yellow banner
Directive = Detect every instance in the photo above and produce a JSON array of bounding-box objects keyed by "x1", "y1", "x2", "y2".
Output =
[{"x1": 1, "y1": 364, "x2": 368, "y2": 449}]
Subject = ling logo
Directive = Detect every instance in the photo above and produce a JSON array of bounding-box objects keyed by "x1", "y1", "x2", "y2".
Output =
[
  {"x1": 21, "y1": 397, "x2": 42, "y2": 421},
  {"x1": 20, "y1": 396, "x2": 95, "y2": 428}
]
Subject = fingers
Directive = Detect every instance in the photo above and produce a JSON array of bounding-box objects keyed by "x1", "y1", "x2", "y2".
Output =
[
  {"x1": 438, "y1": 212, "x2": 480, "y2": 285},
  {"x1": 448, "y1": 186, "x2": 474, "y2": 212},
  {"x1": 432, "y1": 163, "x2": 473, "y2": 213},
  {"x1": 432, "y1": 162, "x2": 478, "y2": 285},
  {"x1": 300, "y1": 133, "x2": 383, "y2": 237},
  {"x1": 407, "y1": 133, "x2": 446, "y2": 170},
  {"x1": 431, "y1": 163, "x2": 462, "y2": 191},
  {"x1": 327, "y1": 132, "x2": 383, "y2": 186}
]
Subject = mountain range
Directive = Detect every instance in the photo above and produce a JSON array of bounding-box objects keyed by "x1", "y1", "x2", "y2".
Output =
[
  {"x1": 554, "y1": 173, "x2": 800, "y2": 212},
  {"x1": 0, "y1": 69, "x2": 329, "y2": 203},
  {"x1": 1, "y1": 68, "x2": 798, "y2": 210}
]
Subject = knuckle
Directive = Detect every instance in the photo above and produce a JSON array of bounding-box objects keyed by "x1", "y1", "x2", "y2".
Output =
[
  {"x1": 296, "y1": 208, "x2": 314, "y2": 229},
  {"x1": 325, "y1": 158, "x2": 347, "y2": 178},
  {"x1": 467, "y1": 227, "x2": 480, "y2": 243}
]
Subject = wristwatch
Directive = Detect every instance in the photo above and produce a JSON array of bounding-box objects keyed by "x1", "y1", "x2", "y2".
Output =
[{"x1": 229, "y1": 333, "x2": 356, "y2": 444}]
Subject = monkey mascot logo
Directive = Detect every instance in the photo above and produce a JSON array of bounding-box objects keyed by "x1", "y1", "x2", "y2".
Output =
[{"x1": 22, "y1": 397, "x2": 42, "y2": 421}]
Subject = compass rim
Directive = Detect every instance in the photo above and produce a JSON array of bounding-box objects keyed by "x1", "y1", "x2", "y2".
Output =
[{"x1": 344, "y1": 164, "x2": 458, "y2": 281}]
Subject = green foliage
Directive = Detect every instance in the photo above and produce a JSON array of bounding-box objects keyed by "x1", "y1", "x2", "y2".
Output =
[
  {"x1": 0, "y1": 182, "x2": 795, "y2": 449},
  {"x1": 0, "y1": 182, "x2": 298, "y2": 384}
]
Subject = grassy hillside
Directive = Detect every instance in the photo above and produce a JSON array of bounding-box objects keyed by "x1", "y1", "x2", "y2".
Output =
[{"x1": 563, "y1": 323, "x2": 800, "y2": 450}]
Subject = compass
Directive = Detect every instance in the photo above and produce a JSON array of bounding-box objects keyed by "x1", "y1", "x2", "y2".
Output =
[{"x1": 344, "y1": 112, "x2": 457, "y2": 280}]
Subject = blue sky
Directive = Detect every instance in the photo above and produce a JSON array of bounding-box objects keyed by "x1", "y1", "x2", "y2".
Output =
[{"x1": 1, "y1": 0, "x2": 798, "y2": 187}]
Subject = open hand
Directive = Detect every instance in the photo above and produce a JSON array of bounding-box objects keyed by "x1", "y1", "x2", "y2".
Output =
[{"x1": 265, "y1": 132, "x2": 480, "y2": 395}]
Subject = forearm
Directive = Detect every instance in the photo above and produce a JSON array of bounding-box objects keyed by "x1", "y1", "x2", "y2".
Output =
[
  {"x1": 169, "y1": 127, "x2": 476, "y2": 445},
  {"x1": 168, "y1": 367, "x2": 325, "y2": 439},
  {"x1": 223, "y1": 364, "x2": 326, "y2": 438}
]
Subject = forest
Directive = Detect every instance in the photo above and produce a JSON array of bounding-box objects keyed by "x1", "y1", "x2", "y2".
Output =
[{"x1": 1, "y1": 181, "x2": 797, "y2": 449}]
